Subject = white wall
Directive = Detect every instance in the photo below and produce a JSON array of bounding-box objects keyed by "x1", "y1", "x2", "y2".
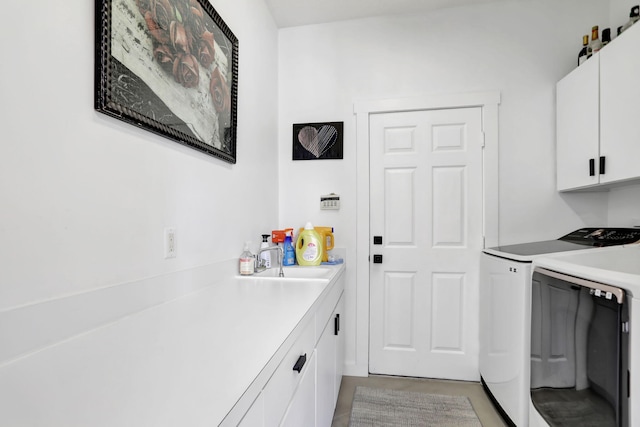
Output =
[
  {"x1": 0, "y1": 0, "x2": 278, "y2": 309},
  {"x1": 611, "y1": 0, "x2": 640, "y2": 33},
  {"x1": 0, "y1": 0, "x2": 278, "y2": 401},
  {"x1": 608, "y1": 184, "x2": 640, "y2": 226},
  {"x1": 277, "y1": 0, "x2": 615, "y2": 374}
]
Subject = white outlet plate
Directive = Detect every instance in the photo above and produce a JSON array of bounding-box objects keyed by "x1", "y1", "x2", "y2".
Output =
[{"x1": 164, "y1": 228, "x2": 176, "y2": 258}]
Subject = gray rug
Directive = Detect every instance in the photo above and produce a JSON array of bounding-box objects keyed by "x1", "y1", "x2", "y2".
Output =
[{"x1": 349, "y1": 386, "x2": 482, "y2": 427}]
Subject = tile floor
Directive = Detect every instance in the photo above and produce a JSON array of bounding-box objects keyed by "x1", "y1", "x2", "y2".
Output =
[{"x1": 331, "y1": 375, "x2": 508, "y2": 427}]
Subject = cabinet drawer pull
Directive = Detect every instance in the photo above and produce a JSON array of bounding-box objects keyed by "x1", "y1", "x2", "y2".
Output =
[
  {"x1": 600, "y1": 156, "x2": 606, "y2": 175},
  {"x1": 334, "y1": 313, "x2": 340, "y2": 336},
  {"x1": 589, "y1": 158, "x2": 595, "y2": 176},
  {"x1": 293, "y1": 354, "x2": 307, "y2": 373}
]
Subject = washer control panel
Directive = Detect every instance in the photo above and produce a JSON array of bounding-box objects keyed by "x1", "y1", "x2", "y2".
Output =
[{"x1": 560, "y1": 228, "x2": 640, "y2": 246}]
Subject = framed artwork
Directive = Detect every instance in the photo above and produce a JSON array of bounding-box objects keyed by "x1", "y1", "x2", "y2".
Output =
[
  {"x1": 95, "y1": 0, "x2": 239, "y2": 163},
  {"x1": 292, "y1": 122, "x2": 344, "y2": 160}
]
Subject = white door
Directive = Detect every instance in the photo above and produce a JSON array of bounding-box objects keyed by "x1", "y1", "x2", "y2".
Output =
[{"x1": 369, "y1": 107, "x2": 484, "y2": 381}]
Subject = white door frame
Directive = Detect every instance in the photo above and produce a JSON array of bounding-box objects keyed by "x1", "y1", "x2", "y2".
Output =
[{"x1": 350, "y1": 92, "x2": 501, "y2": 377}]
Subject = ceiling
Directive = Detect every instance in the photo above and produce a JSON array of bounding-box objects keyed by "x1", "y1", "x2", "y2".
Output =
[{"x1": 264, "y1": 0, "x2": 509, "y2": 28}]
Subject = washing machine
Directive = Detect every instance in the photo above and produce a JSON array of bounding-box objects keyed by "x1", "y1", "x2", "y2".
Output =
[{"x1": 479, "y1": 228, "x2": 640, "y2": 426}]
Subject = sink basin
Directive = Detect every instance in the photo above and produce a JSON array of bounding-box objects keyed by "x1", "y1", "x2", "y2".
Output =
[{"x1": 237, "y1": 266, "x2": 333, "y2": 280}]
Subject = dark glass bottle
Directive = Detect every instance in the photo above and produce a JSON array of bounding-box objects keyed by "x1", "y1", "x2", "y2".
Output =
[
  {"x1": 578, "y1": 35, "x2": 589, "y2": 65},
  {"x1": 602, "y1": 28, "x2": 611, "y2": 47},
  {"x1": 621, "y1": 5, "x2": 640, "y2": 33}
]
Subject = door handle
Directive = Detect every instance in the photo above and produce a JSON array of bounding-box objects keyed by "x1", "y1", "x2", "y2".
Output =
[
  {"x1": 293, "y1": 354, "x2": 307, "y2": 373},
  {"x1": 373, "y1": 254, "x2": 383, "y2": 264}
]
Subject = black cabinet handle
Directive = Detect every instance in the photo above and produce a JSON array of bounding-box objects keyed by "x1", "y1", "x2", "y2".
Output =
[
  {"x1": 334, "y1": 313, "x2": 340, "y2": 336},
  {"x1": 373, "y1": 254, "x2": 383, "y2": 264},
  {"x1": 293, "y1": 354, "x2": 307, "y2": 373},
  {"x1": 600, "y1": 156, "x2": 606, "y2": 175},
  {"x1": 589, "y1": 158, "x2": 595, "y2": 176}
]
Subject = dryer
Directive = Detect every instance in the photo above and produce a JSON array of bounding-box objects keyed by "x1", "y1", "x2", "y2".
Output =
[{"x1": 479, "y1": 228, "x2": 640, "y2": 426}]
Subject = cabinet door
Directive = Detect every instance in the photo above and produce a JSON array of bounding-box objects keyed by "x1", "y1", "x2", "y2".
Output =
[
  {"x1": 316, "y1": 294, "x2": 344, "y2": 427},
  {"x1": 238, "y1": 393, "x2": 264, "y2": 427},
  {"x1": 316, "y1": 313, "x2": 336, "y2": 427},
  {"x1": 281, "y1": 351, "x2": 317, "y2": 427},
  {"x1": 600, "y1": 23, "x2": 640, "y2": 184},
  {"x1": 334, "y1": 295, "x2": 345, "y2": 401},
  {"x1": 556, "y1": 54, "x2": 600, "y2": 191}
]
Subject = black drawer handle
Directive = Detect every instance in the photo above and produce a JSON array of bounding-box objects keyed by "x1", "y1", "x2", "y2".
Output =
[
  {"x1": 293, "y1": 354, "x2": 307, "y2": 373},
  {"x1": 600, "y1": 156, "x2": 606, "y2": 175},
  {"x1": 589, "y1": 158, "x2": 595, "y2": 176},
  {"x1": 334, "y1": 313, "x2": 340, "y2": 336}
]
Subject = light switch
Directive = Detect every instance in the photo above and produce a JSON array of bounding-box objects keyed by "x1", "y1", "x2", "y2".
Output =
[{"x1": 320, "y1": 193, "x2": 340, "y2": 210}]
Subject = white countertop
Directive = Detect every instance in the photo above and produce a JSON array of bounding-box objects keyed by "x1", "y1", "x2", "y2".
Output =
[
  {"x1": 533, "y1": 244, "x2": 640, "y2": 297},
  {"x1": 0, "y1": 264, "x2": 345, "y2": 426}
]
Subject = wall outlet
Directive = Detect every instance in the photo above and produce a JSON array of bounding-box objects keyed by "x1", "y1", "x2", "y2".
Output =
[{"x1": 164, "y1": 228, "x2": 176, "y2": 258}]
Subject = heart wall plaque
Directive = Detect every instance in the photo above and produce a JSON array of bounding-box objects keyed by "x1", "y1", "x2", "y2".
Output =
[{"x1": 292, "y1": 122, "x2": 344, "y2": 160}]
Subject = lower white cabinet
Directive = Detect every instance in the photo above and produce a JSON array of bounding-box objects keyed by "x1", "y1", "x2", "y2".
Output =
[
  {"x1": 316, "y1": 294, "x2": 345, "y2": 427},
  {"x1": 263, "y1": 319, "x2": 316, "y2": 426},
  {"x1": 235, "y1": 272, "x2": 345, "y2": 427},
  {"x1": 281, "y1": 351, "x2": 317, "y2": 427},
  {"x1": 239, "y1": 395, "x2": 264, "y2": 427}
]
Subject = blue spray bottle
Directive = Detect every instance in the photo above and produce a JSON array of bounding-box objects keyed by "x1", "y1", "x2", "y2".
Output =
[{"x1": 283, "y1": 234, "x2": 296, "y2": 266}]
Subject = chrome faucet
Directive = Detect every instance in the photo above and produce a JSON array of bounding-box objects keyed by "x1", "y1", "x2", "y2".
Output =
[{"x1": 256, "y1": 246, "x2": 285, "y2": 277}]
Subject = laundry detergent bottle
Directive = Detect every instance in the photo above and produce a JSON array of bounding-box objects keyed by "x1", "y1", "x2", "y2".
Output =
[{"x1": 296, "y1": 222, "x2": 324, "y2": 266}]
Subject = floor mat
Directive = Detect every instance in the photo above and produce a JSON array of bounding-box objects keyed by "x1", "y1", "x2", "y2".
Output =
[{"x1": 349, "y1": 386, "x2": 482, "y2": 426}]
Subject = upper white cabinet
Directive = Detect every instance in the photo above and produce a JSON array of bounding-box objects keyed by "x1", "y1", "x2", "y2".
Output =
[
  {"x1": 599, "y1": 24, "x2": 640, "y2": 185},
  {"x1": 557, "y1": 23, "x2": 640, "y2": 191},
  {"x1": 556, "y1": 52, "x2": 600, "y2": 191}
]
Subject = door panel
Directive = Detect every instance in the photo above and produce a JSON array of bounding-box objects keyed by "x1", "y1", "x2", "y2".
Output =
[
  {"x1": 369, "y1": 107, "x2": 483, "y2": 381},
  {"x1": 433, "y1": 167, "x2": 465, "y2": 246},
  {"x1": 431, "y1": 273, "x2": 464, "y2": 352},
  {"x1": 385, "y1": 168, "x2": 415, "y2": 244},
  {"x1": 383, "y1": 272, "x2": 416, "y2": 350}
]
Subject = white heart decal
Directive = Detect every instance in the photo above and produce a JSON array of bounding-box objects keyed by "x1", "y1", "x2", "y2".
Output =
[{"x1": 298, "y1": 125, "x2": 338, "y2": 158}]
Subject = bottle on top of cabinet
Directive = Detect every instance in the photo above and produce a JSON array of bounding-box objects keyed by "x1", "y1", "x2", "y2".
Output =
[
  {"x1": 601, "y1": 28, "x2": 611, "y2": 47},
  {"x1": 588, "y1": 26, "x2": 602, "y2": 55},
  {"x1": 621, "y1": 5, "x2": 640, "y2": 34},
  {"x1": 578, "y1": 35, "x2": 590, "y2": 65}
]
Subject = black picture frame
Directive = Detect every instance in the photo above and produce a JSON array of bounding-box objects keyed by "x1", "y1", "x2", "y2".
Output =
[
  {"x1": 292, "y1": 122, "x2": 344, "y2": 160},
  {"x1": 95, "y1": 0, "x2": 239, "y2": 163}
]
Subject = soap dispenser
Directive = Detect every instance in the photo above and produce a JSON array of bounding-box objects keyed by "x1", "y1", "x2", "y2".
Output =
[
  {"x1": 239, "y1": 242, "x2": 254, "y2": 275},
  {"x1": 260, "y1": 234, "x2": 271, "y2": 268}
]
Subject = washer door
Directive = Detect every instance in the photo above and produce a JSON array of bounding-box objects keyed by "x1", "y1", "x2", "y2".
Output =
[{"x1": 530, "y1": 268, "x2": 628, "y2": 427}]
